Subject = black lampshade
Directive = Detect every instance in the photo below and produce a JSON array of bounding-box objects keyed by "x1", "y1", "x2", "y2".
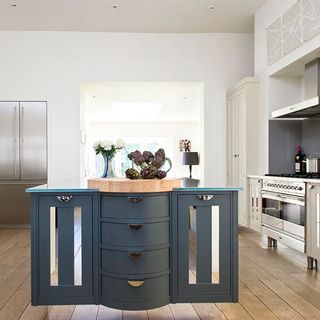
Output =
[{"x1": 182, "y1": 152, "x2": 199, "y2": 165}]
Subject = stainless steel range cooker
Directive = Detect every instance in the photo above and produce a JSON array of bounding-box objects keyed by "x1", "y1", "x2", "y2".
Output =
[{"x1": 262, "y1": 175, "x2": 306, "y2": 253}]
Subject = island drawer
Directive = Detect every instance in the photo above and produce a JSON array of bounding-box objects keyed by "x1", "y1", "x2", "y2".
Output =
[
  {"x1": 101, "y1": 274, "x2": 169, "y2": 303},
  {"x1": 101, "y1": 194, "x2": 169, "y2": 219},
  {"x1": 100, "y1": 221, "x2": 169, "y2": 247},
  {"x1": 101, "y1": 247, "x2": 169, "y2": 275}
]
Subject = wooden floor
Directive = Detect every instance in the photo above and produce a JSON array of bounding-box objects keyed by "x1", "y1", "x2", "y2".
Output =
[{"x1": 1, "y1": 227, "x2": 320, "y2": 320}]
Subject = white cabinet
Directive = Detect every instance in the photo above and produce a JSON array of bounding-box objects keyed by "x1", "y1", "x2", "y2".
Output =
[
  {"x1": 247, "y1": 177, "x2": 262, "y2": 232},
  {"x1": 226, "y1": 78, "x2": 259, "y2": 227},
  {"x1": 306, "y1": 183, "x2": 320, "y2": 269}
]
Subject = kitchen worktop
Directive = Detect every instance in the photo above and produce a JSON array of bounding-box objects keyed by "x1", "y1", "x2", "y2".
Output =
[{"x1": 247, "y1": 174, "x2": 320, "y2": 184}]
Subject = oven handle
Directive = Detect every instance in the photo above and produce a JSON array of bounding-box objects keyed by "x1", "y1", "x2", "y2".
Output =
[{"x1": 261, "y1": 192, "x2": 305, "y2": 206}]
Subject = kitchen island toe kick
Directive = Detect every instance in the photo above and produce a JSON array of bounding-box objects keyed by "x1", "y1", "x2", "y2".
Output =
[{"x1": 27, "y1": 182, "x2": 240, "y2": 309}]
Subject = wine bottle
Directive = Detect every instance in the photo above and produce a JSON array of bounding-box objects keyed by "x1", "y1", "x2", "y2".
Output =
[{"x1": 295, "y1": 146, "x2": 302, "y2": 173}]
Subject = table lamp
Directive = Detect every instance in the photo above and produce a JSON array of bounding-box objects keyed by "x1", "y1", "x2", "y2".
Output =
[{"x1": 182, "y1": 152, "x2": 199, "y2": 179}]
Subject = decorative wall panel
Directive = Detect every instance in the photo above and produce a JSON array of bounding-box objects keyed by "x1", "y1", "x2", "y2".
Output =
[
  {"x1": 266, "y1": 0, "x2": 320, "y2": 65},
  {"x1": 282, "y1": 2, "x2": 303, "y2": 55},
  {"x1": 301, "y1": 0, "x2": 320, "y2": 42},
  {"x1": 266, "y1": 18, "x2": 283, "y2": 65}
]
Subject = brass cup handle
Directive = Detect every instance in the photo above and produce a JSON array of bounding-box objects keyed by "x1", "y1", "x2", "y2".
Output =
[
  {"x1": 128, "y1": 224, "x2": 144, "y2": 230},
  {"x1": 128, "y1": 280, "x2": 145, "y2": 287},
  {"x1": 128, "y1": 252, "x2": 144, "y2": 259},
  {"x1": 127, "y1": 197, "x2": 143, "y2": 203}
]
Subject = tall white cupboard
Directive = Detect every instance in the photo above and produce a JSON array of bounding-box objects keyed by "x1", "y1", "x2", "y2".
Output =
[{"x1": 226, "y1": 78, "x2": 259, "y2": 227}]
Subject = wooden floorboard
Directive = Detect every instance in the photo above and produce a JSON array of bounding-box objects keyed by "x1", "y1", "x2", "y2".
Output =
[{"x1": 1, "y1": 227, "x2": 320, "y2": 319}]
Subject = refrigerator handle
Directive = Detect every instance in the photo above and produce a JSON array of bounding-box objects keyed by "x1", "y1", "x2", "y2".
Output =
[
  {"x1": 14, "y1": 106, "x2": 19, "y2": 177},
  {"x1": 20, "y1": 106, "x2": 24, "y2": 177}
]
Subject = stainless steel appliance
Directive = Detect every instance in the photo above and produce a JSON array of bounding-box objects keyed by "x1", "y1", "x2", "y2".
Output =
[
  {"x1": 272, "y1": 59, "x2": 320, "y2": 119},
  {"x1": 0, "y1": 101, "x2": 47, "y2": 226},
  {"x1": 261, "y1": 176, "x2": 305, "y2": 252},
  {"x1": 305, "y1": 157, "x2": 320, "y2": 173}
]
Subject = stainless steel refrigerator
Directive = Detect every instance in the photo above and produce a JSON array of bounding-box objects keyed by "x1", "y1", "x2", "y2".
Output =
[{"x1": 0, "y1": 101, "x2": 47, "y2": 226}]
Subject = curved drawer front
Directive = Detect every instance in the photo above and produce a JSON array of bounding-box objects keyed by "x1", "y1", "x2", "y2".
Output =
[
  {"x1": 101, "y1": 221, "x2": 169, "y2": 247},
  {"x1": 101, "y1": 275, "x2": 169, "y2": 303},
  {"x1": 101, "y1": 194, "x2": 169, "y2": 219},
  {"x1": 101, "y1": 248, "x2": 169, "y2": 275}
]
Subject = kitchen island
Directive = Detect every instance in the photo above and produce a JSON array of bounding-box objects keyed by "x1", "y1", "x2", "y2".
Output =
[{"x1": 27, "y1": 178, "x2": 240, "y2": 310}]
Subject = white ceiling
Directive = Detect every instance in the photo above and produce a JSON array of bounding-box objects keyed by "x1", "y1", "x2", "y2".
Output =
[
  {"x1": 0, "y1": 0, "x2": 266, "y2": 33},
  {"x1": 83, "y1": 81, "x2": 203, "y2": 122}
]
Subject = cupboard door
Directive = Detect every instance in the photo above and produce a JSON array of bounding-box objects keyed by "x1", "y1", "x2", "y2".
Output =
[
  {"x1": 20, "y1": 101, "x2": 47, "y2": 180},
  {"x1": 173, "y1": 192, "x2": 238, "y2": 303},
  {"x1": 306, "y1": 184, "x2": 320, "y2": 260},
  {"x1": 0, "y1": 102, "x2": 19, "y2": 180},
  {"x1": 32, "y1": 193, "x2": 97, "y2": 305},
  {"x1": 249, "y1": 178, "x2": 262, "y2": 232}
]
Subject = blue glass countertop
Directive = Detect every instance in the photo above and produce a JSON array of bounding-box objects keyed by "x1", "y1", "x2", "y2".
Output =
[
  {"x1": 26, "y1": 179, "x2": 99, "y2": 193},
  {"x1": 173, "y1": 187, "x2": 242, "y2": 191}
]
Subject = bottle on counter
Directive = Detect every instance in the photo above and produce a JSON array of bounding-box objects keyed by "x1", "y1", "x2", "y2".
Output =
[
  {"x1": 301, "y1": 154, "x2": 307, "y2": 173},
  {"x1": 295, "y1": 146, "x2": 303, "y2": 173}
]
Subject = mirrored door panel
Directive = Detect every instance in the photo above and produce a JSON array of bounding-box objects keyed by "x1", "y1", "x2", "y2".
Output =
[
  {"x1": 188, "y1": 205, "x2": 220, "y2": 284},
  {"x1": 50, "y1": 206, "x2": 82, "y2": 286}
]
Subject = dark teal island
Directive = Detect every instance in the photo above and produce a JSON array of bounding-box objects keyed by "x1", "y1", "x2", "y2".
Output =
[{"x1": 26, "y1": 180, "x2": 240, "y2": 310}]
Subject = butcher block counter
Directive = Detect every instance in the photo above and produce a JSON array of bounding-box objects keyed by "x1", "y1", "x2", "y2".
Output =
[{"x1": 26, "y1": 178, "x2": 240, "y2": 310}]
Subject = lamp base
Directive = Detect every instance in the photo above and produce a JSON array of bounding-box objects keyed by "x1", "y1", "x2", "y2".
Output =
[{"x1": 183, "y1": 177, "x2": 200, "y2": 187}]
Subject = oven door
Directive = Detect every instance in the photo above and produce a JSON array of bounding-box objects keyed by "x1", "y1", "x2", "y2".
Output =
[{"x1": 261, "y1": 191, "x2": 305, "y2": 240}]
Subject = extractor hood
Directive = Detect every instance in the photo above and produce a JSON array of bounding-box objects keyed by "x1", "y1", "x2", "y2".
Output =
[{"x1": 272, "y1": 59, "x2": 320, "y2": 119}]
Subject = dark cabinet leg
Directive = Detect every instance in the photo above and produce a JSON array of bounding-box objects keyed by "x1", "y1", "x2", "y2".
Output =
[
  {"x1": 308, "y1": 256, "x2": 318, "y2": 270},
  {"x1": 267, "y1": 237, "x2": 277, "y2": 247}
]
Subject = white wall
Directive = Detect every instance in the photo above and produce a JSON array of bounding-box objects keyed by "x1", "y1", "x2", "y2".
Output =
[
  {"x1": 0, "y1": 31, "x2": 254, "y2": 185},
  {"x1": 254, "y1": 0, "x2": 311, "y2": 174}
]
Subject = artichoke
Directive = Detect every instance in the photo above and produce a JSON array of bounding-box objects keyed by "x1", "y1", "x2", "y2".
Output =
[
  {"x1": 152, "y1": 148, "x2": 166, "y2": 169},
  {"x1": 128, "y1": 150, "x2": 144, "y2": 166},
  {"x1": 143, "y1": 151, "x2": 154, "y2": 164},
  {"x1": 125, "y1": 168, "x2": 141, "y2": 180},
  {"x1": 141, "y1": 168, "x2": 157, "y2": 179},
  {"x1": 155, "y1": 170, "x2": 167, "y2": 179}
]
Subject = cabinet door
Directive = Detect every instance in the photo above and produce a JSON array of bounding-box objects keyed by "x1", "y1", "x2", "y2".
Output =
[
  {"x1": 20, "y1": 101, "x2": 47, "y2": 180},
  {"x1": 173, "y1": 192, "x2": 238, "y2": 303},
  {"x1": 249, "y1": 178, "x2": 262, "y2": 232},
  {"x1": 32, "y1": 193, "x2": 97, "y2": 305},
  {"x1": 306, "y1": 184, "x2": 320, "y2": 260},
  {"x1": 0, "y1": 102, "x2": 19, "y2": 180}
]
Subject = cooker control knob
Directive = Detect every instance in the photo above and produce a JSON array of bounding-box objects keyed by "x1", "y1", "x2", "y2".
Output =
[{"x1": 298, "y1": 187, "x2": 303, "y2": 191}]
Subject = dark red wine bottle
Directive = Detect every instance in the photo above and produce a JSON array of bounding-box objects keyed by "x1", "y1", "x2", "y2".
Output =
[{"x1": 295, "y1": 146, "x2": 302, "y2": 173}]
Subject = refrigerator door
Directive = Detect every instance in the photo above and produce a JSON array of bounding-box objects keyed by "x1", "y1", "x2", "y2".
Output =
[
  {"x1": 20, "y1": 101, "x2": 47, "y2": 180},
  {"x1": 0, "y1": 102, "x2": 20, "y2": 180}
]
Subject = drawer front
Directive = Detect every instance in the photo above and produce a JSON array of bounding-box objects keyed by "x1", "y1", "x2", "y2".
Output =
[
  {"x1": 101, "y1": 275, "x2": 169, "y2": 303},
  {"x1": 101, "y1": 248, "x2": 169, "y2": 275},
  {"x1": 101, "y1": 221, "x2": 169, "y2": 247},
  {"x1": 101, "y1": 194, "x2": 169, "y2": 219}
]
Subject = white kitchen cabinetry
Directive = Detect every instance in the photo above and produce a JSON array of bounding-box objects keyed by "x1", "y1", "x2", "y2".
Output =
[
  {"x1": 248, "y1": 177, "x2": 262, "y2": 232},
  {"x1": 226, "y1": 78, "x2": 259, "y2": 227},
  {"x1": 306, "y1": 183, "x2": 320, "y2": 269}
]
